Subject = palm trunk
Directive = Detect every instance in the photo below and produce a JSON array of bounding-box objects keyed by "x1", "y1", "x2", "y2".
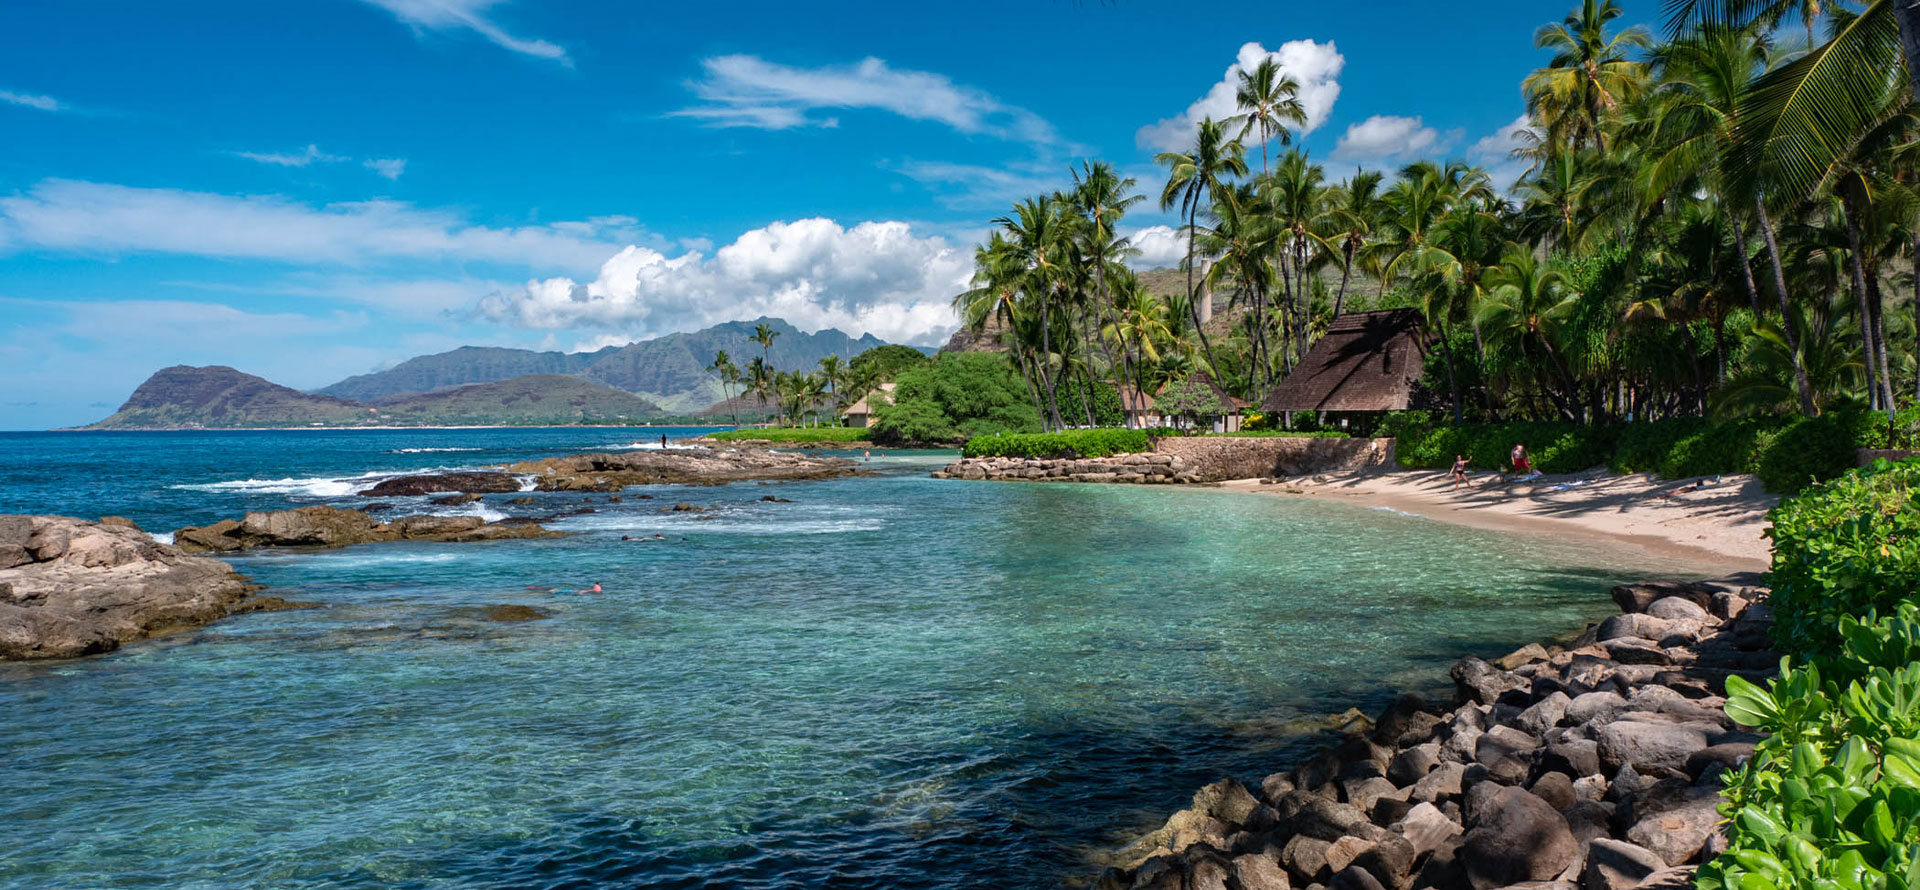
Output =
[
  {"x1": 1186, "y1": 209, "x2": 1223, "y2": 376},
  {"x1": 1736, "y1": 221, "x2": 1763, "y2": 316},
  {"x1": 1841, "y1": 186, "x2": 1885, "y2": 411},
  {"x1": 1755, "y1": 198, "x2": 1817, "y2": 416},
  {"x1": 1894, "y1": 4, "x2": 1920, "y2": 113},
  {"x1": 1333, "y1": 241, "x2": 1356, "y2": 318}
]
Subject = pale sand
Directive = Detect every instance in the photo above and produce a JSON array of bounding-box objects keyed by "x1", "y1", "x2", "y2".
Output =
[{"x1": 1217, "y1": 469, "x2": 1777, "y2": 574}]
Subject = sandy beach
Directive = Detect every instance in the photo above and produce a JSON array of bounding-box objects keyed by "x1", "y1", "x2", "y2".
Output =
[{"x1": 1220, "y1": 468, "x2": 1777, "y2": 573}]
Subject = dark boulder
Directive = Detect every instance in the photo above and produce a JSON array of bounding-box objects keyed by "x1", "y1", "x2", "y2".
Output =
[
  {"x1": 359, "y1": 471, "x2": 523, "y2": 496},
  {"x1": 1460, "y1": 787, "x2": 1578, "y2": 890}
]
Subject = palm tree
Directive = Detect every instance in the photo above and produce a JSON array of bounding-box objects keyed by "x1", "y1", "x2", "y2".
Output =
[
  {"x1": 1325, "y1": 169, "x2": 1386, "y2": 318},
  {"x1": 751, "y1": 322, "x2": 780, "y2": 374},
  {"x1": 818, "y1": 354, "x2": 845, "y2": 413},
  {"x1": 1157, "y1": 117, "x2": 1248, "y2": 376},
  {"x1": 709, "y1": 350, "x2": 741, "y2": 428},
  {"x1": 746, "y1": 356, "x2": 772, "y2": 418},
  {"x1": 1525, "y1": 0, "x2": 1653, "y2": 154},
  {"x1": 993, "y1": 194, "x2": 1076, "y2": 429},
  {"x1": 1229, "y1": 57, "x2": 1308, "y2": 177},
  {"x1": 1266, "y1": 149, "x2": 1329, "y2": 367},
  {"x1": 1070, "y1": 161, "x2": 1145, "y2": 425},
  {"x1": 1478, "y1": 247, "x2": 1587, "y2": 420}
]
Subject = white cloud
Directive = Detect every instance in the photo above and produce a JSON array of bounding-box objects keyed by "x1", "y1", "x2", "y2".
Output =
[
  {"x1": 0, "y1": 179, "x2": 636, "y2": 271},
  {"x1": 364, "y1": 158, "x2": 408, "y2": 180},
  {"x1": 477, "y1": 218, "x2": 972, "y2": 346},
  {"x1": 1137, "y1": 40, "x2": 1344, "y2": 152},
  {"x1": 359, "y1": 0, "x2": 568, "y2": 64},
  {"x1": 1, "y1": 90, "x2": 65, "y2": 113},
  {"x1": 1125, "y1": 225, "x2": 1188, "y2": 269},
  {"x1": 893, "y1": 160, "x2": 1064, "y2": 210},
  {"x1": 1469, "y1": 114, "x2": 1538, "y2": 191},
  {"x1": 1330, "y1": 115, "x2": 1451, "y2": 164},
  {"x1": 675, "y1": 54, "x2": 1057, "y2": 144},
  {"x1": 234, "y1": 144, "x2": 350, "y2": 167}
]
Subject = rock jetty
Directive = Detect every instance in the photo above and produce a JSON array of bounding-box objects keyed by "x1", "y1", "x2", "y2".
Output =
[
  {"x1": 172, "y1": 506, "x2": 560, "y2": 552},
  {"x1": 934, "y1": 453, "x2": 1204, "y2": 484},
  {"x1": 502, "y1": 449, "x2": 856, "y2": 491},
  {"x1": 1097, "y1": 574, "x2": 1773, "y2": 890},
  {"x1": 0, "y1": 515, "x2": 276, "y2": 660},
  {"x1": 359, "y1": 471, "x2": 524, "y2": 496}
]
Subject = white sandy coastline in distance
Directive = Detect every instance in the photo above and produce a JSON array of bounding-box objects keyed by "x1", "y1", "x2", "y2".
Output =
[{"x1": 1218, "y1": 468, "x2": 1777, "y2": 574}]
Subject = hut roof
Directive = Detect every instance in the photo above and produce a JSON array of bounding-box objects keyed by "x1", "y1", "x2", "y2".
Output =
[
  {"x1": 842, "y1": 383, "x2": 896, "y2": 416},
  {"x1": 1261, "y1": 309, "x2": 1428, "y2": 413},
  {"x1": 1117, "y1": 385, "x2": 1155, "y2": 413}
]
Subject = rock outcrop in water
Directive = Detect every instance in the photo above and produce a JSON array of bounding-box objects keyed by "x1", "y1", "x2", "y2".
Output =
[
  {"x1": 359, "y1": 472, "x2": 525, "y2": 496},
  {"x1": 0, "y1": 515, "x2": 270, "y2": 660},
  {"x1": 172, "y1": 506, "x2": 561, "y2": 552},
  {"x1": 1097, "y1": 574, "x2": 1774, "y2": 890},
  {"x1": 502, "y1": 448, "x2": 857, "y2": 491}
]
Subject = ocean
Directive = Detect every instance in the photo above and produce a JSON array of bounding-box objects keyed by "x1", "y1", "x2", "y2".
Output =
[{"x1": 0, "y1": 428, "x2": 1713, "y2": 889}]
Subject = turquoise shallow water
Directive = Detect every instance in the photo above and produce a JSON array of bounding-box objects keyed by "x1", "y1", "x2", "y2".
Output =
[{"x1": 0, "y1": 429, "x2": 1716, "y2": 889}]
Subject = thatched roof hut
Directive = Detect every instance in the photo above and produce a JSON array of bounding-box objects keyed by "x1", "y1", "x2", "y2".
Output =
[{"x1": 1261, "y1": 309, "x2": 1428, "y2": 414}]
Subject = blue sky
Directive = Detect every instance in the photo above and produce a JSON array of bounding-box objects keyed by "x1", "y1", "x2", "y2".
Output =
[{"x1": 0, "y1": 0, "x2": 1658, "y2": 428}]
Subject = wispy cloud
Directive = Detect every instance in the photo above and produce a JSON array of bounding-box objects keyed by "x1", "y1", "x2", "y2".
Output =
[
  {"x1": 1470, "y1": 114, "x2": 1539, "y2": 191},
  {"x1": 0, "y1": 179, "x2": 638, "y2": 271},
  {"x1": 231, "y1": 145, "x2": 408, "y2": 179},
  {"x1": 1138, "y1": 40, "x2": 1345, "y2": 152},
  {"x1": 675, "y1": 54, "x2": 1058, "y2": 145},
  {"x1": 359, "y1": 0, "x2": 569, "y2": 65},
  {"x1": 364, "y1": 158, "x2": 408, "y2": 180},
  {"x1": 234, "y1": 144, "x2": 350, "y2": 168},
  {"x1": 1, "y1": 89, "x2": 69, "y2": 113}
]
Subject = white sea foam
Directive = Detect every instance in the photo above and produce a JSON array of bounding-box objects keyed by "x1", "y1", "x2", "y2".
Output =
[
  {"x1": 149, "y1": 532, "x2": 175, "y2": 545},
  {"x1": 172, "y1": 472, "x2": 397, "y2": 498},
  {"x1": 608, "y1": 441, "x2": 710, "y2": 451},
  {"x1": 1368, "y1": 506, "x2": 1426, "y2": 519},
  {"x1": 388, "y1": 447, "x2": 484, "y2": 454}
]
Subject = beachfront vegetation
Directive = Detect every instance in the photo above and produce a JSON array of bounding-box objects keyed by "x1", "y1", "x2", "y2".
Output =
[
  {"x1": 962, "y1": 429, "x2": 1153, "y2": 460},
  {"x1": 870, "y1": 353, "x2": 1043, "y2": 446},
  {"x1": 707, "y1": 345, "x2": 931, "y2": 428},
  {"x1": 706, "y1": 427, "x2": 871, "y2": 444},
  {"x1": 1386, "y1": 407, "x2": 1883, "y2": 493},
  {"x1": 945, "y1": 0, "x2": 1920, "y2": 449},
  {"x1": 1704, "y1": 458, "x2": 1920, "y2": 890}
]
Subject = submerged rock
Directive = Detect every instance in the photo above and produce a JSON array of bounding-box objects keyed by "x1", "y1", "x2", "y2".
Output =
[
  {"x1": 0, "y1": 515, "x2": 267, "y2": 660},
  {"x1": 171, "y1": 506, "x2": 561, "y2": 553},
  {"x1": 484, "y1": 604, "x2": 551, "y2": 622}
]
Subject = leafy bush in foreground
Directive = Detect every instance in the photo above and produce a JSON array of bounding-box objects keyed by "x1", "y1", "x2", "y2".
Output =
[
  {"x1": 1701, "y1": 459, "x2": 1920, "y2": 890},
  {"x1": 707, "y1": 427, "x2": 870, "y2": 443},
  {"x1": 962, "y1": 429, "x2": 1151, "y2": 459}
]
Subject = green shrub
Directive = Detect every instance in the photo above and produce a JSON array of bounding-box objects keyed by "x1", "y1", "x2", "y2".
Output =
[
  {"x1": 1703, "y1": 605, "x2": 1920, "y2": 890},
  {"x1": 1207, "y1": 430, "x2": 1349, "y2": 438},
  {"x1": 870, "y1": 352, "x2": 1042, "y2": 445},
  {"x1": 707, "y1": 427, "x2": 870, "y2": 443},
  {"x1": 1765, "y1": 457, "x2": 1920, "y2": 655},
  {"x1": 1702, "y1": 459, "x2": 1920, "y2": 890},
  {"x1": 1758, "y1": 409, "x2": 1884, "y2": 495},
  {"x1": 961, "y1": 429, "x2": 1152, "y2": 460}
]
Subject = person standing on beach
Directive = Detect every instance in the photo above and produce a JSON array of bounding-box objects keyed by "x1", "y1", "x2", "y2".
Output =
[
  {"x1": 1450, "y1": 454, "x2": 1472, "y2": 488},
  {"x1": 1510, "y1": 444, "x2": 1538, "y2": 480}
]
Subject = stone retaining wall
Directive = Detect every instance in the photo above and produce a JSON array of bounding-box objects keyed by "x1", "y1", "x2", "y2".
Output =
[
  {"x1": 934, "y1": 436, "x2": 1396, "y2": 485},
  {"x1": 1859, "y1": 447, "x2": 1920, "y2": 466},
  {"x1": 1153, "y1": 437, "x2": 1395, "y2": 481}
]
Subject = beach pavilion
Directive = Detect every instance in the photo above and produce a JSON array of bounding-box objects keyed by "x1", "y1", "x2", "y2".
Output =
[{"x1": 1261, "y1": 308, "x2": 1429, "y2": 433}]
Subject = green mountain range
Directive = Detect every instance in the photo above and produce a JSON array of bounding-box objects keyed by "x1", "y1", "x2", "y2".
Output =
[
  {"x1": 318, "y1": 317, "x2": 902, "y2": 413},
  {"x1": 83, "y1": 367, "x2": 664, "y2": 429}
]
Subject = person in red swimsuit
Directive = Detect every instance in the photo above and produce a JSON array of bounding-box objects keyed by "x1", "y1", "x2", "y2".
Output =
[{"x1": 1510, "y1": 443, "x2": 1537, "y2": 479}]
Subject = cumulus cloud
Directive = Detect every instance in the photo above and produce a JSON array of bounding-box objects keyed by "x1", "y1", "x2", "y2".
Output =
[
  {"x1": 0, "y1": 179, "x2": 635, "y2": 270},
  {"x1": 1137, "y1": 40, "x2": 1344, "y2": 152},
  {"x1": 477, "y1": 218, "x2": 972, "y2": 346},
  {"x1": 1330, "y1": 115, "x2": 1454, "y2": 165},
  {"x1": 359, "y1": 0, "x2": 567, "y2": 63},
  {"x1": 1, "y1": 89, "x2": 65, "y2": 112},
  {"x1": 364, "y1": 158, "x2": 408, "y2": 180},
  {"x1": 675, "y1": 54, "x2": 1057, "y2": 144},
  {"x1": 1125, "y1": 225, "x2": 1188, "y2": 269}
]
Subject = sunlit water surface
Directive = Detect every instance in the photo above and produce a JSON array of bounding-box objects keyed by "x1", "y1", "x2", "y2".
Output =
[{"x1": 0, "y1": 429, "x2": 1715, "y2": 889}]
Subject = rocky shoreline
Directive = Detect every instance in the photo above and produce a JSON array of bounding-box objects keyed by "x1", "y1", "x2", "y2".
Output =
[
  {"x1": 1096, "y1": 574, "x2": 1773, "y2": 890},
  {"x1": 0, "y1": 515, "x2": 306, "y2": 660},
  {"x1": 503, "y1": 448, "x2": 859, "y2": 491},
  {"x1": 172, "y1": 505, "x2": 561, "y2": 553},
  {"x1": 936, "y1": 452, "x2": 1207, "y2": 484}
]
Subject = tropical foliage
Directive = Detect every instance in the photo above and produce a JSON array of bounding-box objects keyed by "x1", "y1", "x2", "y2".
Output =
[
  {"x1": 870, "y1": 352, "x2": 1043, "y2": 446},
  {"x1": 1703, "y1": 458, "x2": 1920, "y2": 890},
  {"x1": 947, "y1": 0, "x2": 1920, "y2": 441},
  {"x1": 707, "y1": 345, "x2": 930, "y2": 428}
]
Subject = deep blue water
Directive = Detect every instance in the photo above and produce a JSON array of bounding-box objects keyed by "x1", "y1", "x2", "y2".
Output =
[{"x1": 0, "y1": 429, "x2": 1714, "y2": 889}]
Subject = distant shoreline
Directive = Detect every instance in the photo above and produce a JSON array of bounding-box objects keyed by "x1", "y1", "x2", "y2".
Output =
[{"x1": 40, "y1": 423, "x2": 739, "y2": 433}]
